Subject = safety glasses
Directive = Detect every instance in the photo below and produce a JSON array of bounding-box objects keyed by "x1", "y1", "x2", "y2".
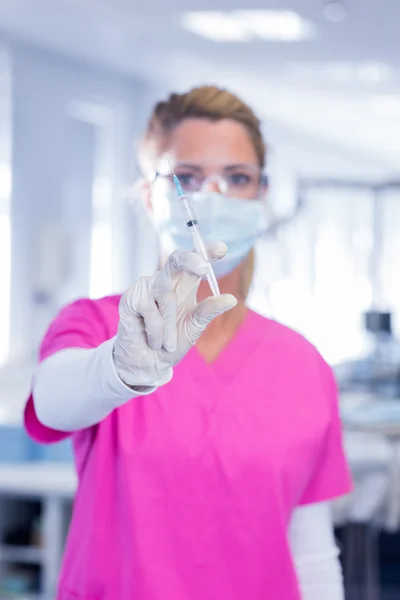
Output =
[{"x1": 155, "y1": 161, "x2": 268, "y2": 200}]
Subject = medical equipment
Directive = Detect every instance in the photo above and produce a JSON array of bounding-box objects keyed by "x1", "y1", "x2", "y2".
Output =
[{"x1": 169, "y1": 164, "x2": 220, "y2": 297}]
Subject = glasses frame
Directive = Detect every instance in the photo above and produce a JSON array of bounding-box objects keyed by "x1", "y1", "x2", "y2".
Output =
[{"x1": 154, "y1": 162, "x2": 269, "y2": 201}]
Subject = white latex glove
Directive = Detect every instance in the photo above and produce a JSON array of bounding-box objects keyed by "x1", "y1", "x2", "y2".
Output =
[{"x1": 112, "y1": 242, "x2": 237, "y2": 388}]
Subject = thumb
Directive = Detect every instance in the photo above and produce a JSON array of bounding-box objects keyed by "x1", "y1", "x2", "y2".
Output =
[{"x1": 185, "y1": 294, "x2": 237, "y2": 345}]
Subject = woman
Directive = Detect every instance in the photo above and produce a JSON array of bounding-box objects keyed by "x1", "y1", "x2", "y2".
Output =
[{"x1": 25, "y1": 85, "x2": 351, "y2": 600}]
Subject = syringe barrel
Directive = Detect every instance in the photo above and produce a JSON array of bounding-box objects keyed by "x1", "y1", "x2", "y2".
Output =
[
  {"x1": 179, "y1": 195, "x2": 197, "y2": 226},
  {"x1": 189, "y1": 221, "x2": 210, "y2": 262},
  {"x1": 177, "y1": 193, "x2": 220, "y2": 296},
  {"x1": 179, "y1": 196, "x2": 208, "y2": 258}
]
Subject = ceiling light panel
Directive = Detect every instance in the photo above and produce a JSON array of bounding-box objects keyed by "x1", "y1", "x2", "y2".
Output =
[
  {"x1": 181, "y1": 10, "x2": 315, "y2": 43},
  {"x1": 181, "y1": 12, "x2": 251, "y2": 42},
  {"x1": 233, "y1": 10, "x2": 315, "y2": 41}
]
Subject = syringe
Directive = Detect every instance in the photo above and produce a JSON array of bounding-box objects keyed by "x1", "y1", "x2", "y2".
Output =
[{"x1": 169, "y1": 166, "x2": 220, "y2": 297}]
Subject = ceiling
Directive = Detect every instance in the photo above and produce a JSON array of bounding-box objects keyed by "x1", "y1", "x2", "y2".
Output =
[{"x1": 1, "y1": 0, "x2": 400, "y2": 176}]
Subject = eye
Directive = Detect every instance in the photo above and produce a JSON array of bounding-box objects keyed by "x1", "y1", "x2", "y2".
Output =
[
  {"x1": 228, "y1": 172, "x2": 252, "y2": 186},
  {"x1": 174, "y1": 171, "x2": 198, "y2": 189}
]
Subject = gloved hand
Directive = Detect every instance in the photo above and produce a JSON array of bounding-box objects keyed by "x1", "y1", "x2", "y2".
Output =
[{"x1": 112, "y1": 242, "x2": 237, "y2": 389}]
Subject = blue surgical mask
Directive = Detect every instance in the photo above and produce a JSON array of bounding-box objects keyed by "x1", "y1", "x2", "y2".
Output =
[{"x1": 152, "y1": 190, "x2": 268, "y2": 278}]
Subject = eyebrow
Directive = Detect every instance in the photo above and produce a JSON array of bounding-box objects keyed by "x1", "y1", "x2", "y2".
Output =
[
  {"x1": 224, "y1": 163, "x2": 256, "y2": 172},
  {"x1": 173, "y1": 163, "x2": 202, "y2": 172},
  {"x1": 174, "y1": 162, "x2": 256, "y2": 171}
]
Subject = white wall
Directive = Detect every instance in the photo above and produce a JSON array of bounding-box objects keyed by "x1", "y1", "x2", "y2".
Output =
[{"x1": 8, "y1": 41, "x2": 163, "y2": 360}]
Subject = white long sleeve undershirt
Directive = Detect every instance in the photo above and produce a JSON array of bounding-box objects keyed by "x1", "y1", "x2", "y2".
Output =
[
  {"x1": 32, "y1": 344, "x2": 344, "y2": 599},
  {"x1": 32, "y1": 338, "x2": 164, "y2": 431},
  {"x1": 288, "y1": 502, "x2": 344, "y2": 599}
]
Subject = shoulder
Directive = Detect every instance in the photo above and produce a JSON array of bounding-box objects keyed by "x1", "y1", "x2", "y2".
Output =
[
  {"x1": 252, "y1": 310, "x2": 327, "y2": 363},
  {"x1": 58, "y1": 294, "x2": 121, "y2": 318},
  {"x1": 251, "y1": 310, "x2": 335, "y2": 392},
  {"x1": 54, "y1": 294, "x2": 120, "y2": 329},
  {"x1": 39, "y1": 295, "x2": 122, "y2": 361}
]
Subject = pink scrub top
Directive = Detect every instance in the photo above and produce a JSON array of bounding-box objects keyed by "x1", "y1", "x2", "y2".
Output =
[{"x1": 25, "y1": 296, "x2": 351, "y2": 600}]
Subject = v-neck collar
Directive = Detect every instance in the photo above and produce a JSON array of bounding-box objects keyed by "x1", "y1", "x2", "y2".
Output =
[{"x1": 189, "y1": 309, "x2": 265, "y2": 387}]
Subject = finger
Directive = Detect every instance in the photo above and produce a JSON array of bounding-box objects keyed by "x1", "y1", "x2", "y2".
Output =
[
  {"x1": 185, "y1": 294, "x2": 237, "y2": 345},
  {"x1": 135, "y1": 278, "x2": 164, "y2": 351},
  {"x1": 164, "y1": 249, "x2": 209, "y2": 280},
  {"x1": 206, "y1": 241, "x2": 228, "y2": 262},
  {"x1": 152, "y1": 271, "x2": 178, "y2": 352},
  {"x1": 141, "y1": 308, "x2": 164, "y2": 351}
]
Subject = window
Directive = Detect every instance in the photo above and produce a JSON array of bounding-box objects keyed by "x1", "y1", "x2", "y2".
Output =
[
  {"x1": 249, "y1": 184, "x2": 375, "y2": 364},
  {"x1": 0, "y1": 48, "x2": 12, "y2": 367}
]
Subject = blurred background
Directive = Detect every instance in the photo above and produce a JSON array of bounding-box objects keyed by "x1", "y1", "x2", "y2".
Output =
[{"x1": 1, "y1": 0, "x2": 400, "y2": 597}]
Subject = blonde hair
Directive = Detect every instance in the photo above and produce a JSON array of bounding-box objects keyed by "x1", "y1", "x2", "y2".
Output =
[{"x1": 139, "y1": 85, "x2": 266, "y2": 179}]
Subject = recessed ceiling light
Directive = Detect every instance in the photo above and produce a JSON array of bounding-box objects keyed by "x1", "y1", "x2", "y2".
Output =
[{"x1": 181, "y1": 10, "x2": 315, "y2": 43}]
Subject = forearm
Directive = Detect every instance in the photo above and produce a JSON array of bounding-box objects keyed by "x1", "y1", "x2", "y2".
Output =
[
  {"x1": 289, "y1": 503, "x2": 344, "y2": 600},
  {"x1": 32, "y1": 338, "x2": 169, "y2": 431},
  {"x1": 293, "y1": 547, "x2": 344, "y2": 599}
]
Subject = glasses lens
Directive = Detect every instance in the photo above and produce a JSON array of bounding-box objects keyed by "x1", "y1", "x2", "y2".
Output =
[
  {"x1": 172, "y1": 167, "x2": 203, "y2": 193},
  {"x1": 155, "y1": 163, "x2": 267, "y2": 198},
  {"x1": 225, "y1": 166, "x2": 265, "y2": 199}
]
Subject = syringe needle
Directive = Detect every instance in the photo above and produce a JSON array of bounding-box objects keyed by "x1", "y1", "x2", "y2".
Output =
[
  {"x1": 167, "y1": 160, "x2": 175, "y2": 175},
  {"x1": 169, "y1": 161, "x2": 220, "y2": 297},
  {"x1": 168, "y1": 160, "x2": 185, "y2": 197}
]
